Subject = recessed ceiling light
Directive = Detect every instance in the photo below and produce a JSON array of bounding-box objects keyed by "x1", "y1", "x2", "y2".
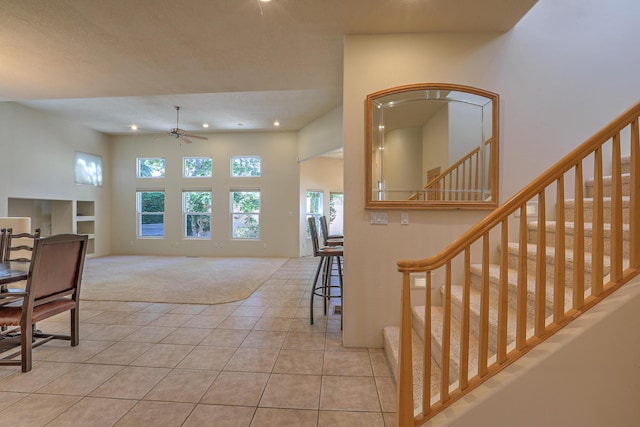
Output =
[
  {"x1": 260, "y1": 0, "x2": 271, "y2": 2},
  {"x1": 273, "y1": 120, "x2": 280, "y2": 127},
  {"x1": 130, "y1": 125, "x2": 138, "y2": 131},
  {"x1": 202, "y1": 123, "x2": 209, "y2": 128}
]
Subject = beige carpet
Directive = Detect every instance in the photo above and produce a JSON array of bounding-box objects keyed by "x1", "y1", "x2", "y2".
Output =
[{"x1": 80, "y1": 255, "x2": 288, "y2": 304}]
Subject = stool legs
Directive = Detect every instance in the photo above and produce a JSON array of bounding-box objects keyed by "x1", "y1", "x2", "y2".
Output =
[{"x1": 310, "y1": 254, "x2": 343, "y2": 327}]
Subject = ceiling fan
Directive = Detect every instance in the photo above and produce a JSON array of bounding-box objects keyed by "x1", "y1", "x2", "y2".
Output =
[{"x1": 168, "y1": 106, "x2": 208, "y2": 144}]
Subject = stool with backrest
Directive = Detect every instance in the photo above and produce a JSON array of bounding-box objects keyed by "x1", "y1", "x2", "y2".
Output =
[
  {"x1": 308, "y1": 217, "x2": 343, "y2": 327},
  {"x1": 320, "y1": 215, "x2": 343, "y2": 247}
]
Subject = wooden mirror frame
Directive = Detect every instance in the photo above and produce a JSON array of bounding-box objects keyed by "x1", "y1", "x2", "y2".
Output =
[{"x1": 365, "y1": 83, "x2": 499, "y2": 210}]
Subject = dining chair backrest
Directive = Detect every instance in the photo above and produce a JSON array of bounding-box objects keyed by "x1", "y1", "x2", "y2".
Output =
[
  {"x1": 319, "y1": 216, "x2": 329, "y2": 246},
  {"x1": 4, "y1": 228, "x2": 41, "y2": 263},
  {"x1": 308, "y1": 217, "x2": 321, "y2": 257},
  {"x1": 0, "y1": 228, "x2": 7, "y2": 263}
]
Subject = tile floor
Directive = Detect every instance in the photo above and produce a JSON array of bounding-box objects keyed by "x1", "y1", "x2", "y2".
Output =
[{"x1": 0, "y1": 257, "x2": 398, "y2": 426}]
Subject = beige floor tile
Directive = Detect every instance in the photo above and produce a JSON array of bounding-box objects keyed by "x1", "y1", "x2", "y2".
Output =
[
  {"x1": 131, "y1": 343, "x2": 195, "y2": 368},
  {"x1": 383, "y1": 412, "x2": 398, "y2": 427},
  {"x1": 86, "y1": 341, "x2": 154, "y2": 365},
  {"x1": 182, "y1": 314, "x2": 227, "y2": 328},
  {"x1": 0, "y1": 362, "x2": 77, "y2": 393},
  {"x1": 375, "y1": 376, "x2": 398, "y2": 413},
  {"x1": 269, "y1": 297, "x2": 304, "y2": 308},
  {"x1": 36, "y1": 363, "x2": 124, "y2": 395},
  {"x1": 161, "y1": 327, "x2": 212, "y2": 345},
  {"x1": 0, "y1": 394, "x2": 80, "y2": 427},
  {"x1": 33, "y1": 339, "x2": 115, "y2": 363},
  {"x1": 0, "y1": 391, "x2": 27, "y2": 411},
  {"x1": 89, "y1": 366, "x2": 169, "y2": 399},
  {"x1": 144, "y1": 368, "x2": 219, "y2": 403},
  {"x1": 250, "y1": 408, "x2": 318, "y2": 427},
  {"x1": 183, "y1": 404, "x2": 255, "y2": 427},
  {"x1": 149, "y1": 313, "x2": 195, "y2": 327},
  {"x1": 259, "y1": 373, "x2": 321, "y2": 410},
  {"x1": 218, "y1": 316, "x2": 260, "y2": 330},
  {"x1": 83, "y1": 324, "x2": 142, "y2": 341},
  {"x1": 283, "y1": 331, "x2": 326, "y2": 351},
  {"x1": 200, "y1": 304, "x2": 240, "y2": 316},
  {"x1": 240, "y1": 330, "x2": 287, "y2": 349},
  {"x1": 140, "y1": 302, "x2": 179, "y2": 313},
  {"x1": 317, "y1": 410, "x2": 386, "y2": 427},
  {"x1": 273, "y1": 349, "x2": 324, "y2": 375},
  {"x1": 46, "y1": 397, "x2": 137, "y2": 427},
  {"x1": 121, "y1": 325, "x2": 178, "y2": 343},
  {"x1": 230, "y1": 305, "x2": 268, "y2": 317},
  {"x1": 114, "y1": 400, "x2": 194, "y2": 426},
  {"x1": 370, "y1": 351, "x2": 393, "y2": 377},
  {"x1": 262, "y1": 306, "x2": 298, "y2": 318},
  {"x1": 200, "y1": 371, "x2": 269, "y2": 406},
  {"x1": 169, "y1": 304, "x2": 208, "y2": 315},
  {"x1": 200, "y1": 328, "x2": 250, "y2": 347},
  {"x1": 82, "y1": 310, "x2": 131, "y2": 325},
  {"x1": 117, "y1": 311, "x2": 165, "y2": 325},
  {"x1": 323, "y1": 351, "x2": 373, "y2": 376},
  {"x1": 224, "y1": 347, "x2": 279, "y2": 373},
  {"x1": 176, "y1": 346, "x2": 236, "y2": 370},
  {"x1": 319, "y1": 376, "x2": 381, "y2": 412},
  {"x1": 252, "y1": 316, "x2": 293, "y2": 332},
  {"x1": 290, "y1": 317, "x2": 327, "y2": 333}
]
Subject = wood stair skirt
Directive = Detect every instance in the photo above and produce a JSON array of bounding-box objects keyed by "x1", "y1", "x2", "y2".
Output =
[{"x1": 383, "y1": 154, "x2": 632, "y2": 411}]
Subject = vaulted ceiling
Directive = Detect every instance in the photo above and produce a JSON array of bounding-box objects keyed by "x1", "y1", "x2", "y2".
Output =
[{"x1": 0, "y1": 0, "x2": 537, "y2": 134}]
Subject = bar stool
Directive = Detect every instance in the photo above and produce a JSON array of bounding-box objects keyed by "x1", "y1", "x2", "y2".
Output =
[{"x1": 308, "y1": 217, "x2": 343, "y2": 327}]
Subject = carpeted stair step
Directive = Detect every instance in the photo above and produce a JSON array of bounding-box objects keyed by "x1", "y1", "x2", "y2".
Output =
[
  {"x1": 506, "y1": 242, "x2": 611, "y2": 290},
  {"x1": 564, "y1": 197, "x2": 630, "y2": 224},
  {"x1": 469, "y1": 263, "x2": 573, "y2": 323},
  {"x1": 585, "y1": 173, "x2": 632, "y2": 198},
  {"x1": 528, "y1": 221, "x2": 631, "y2": 260},
  {"x1": 412, "y1": 305, "x2": 479, "y2": 384},
  {"x1": 383, "y1": 325, "x2": 441, "y2": 411}
]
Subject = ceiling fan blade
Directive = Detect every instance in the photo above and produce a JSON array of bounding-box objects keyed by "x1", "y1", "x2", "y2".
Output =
[
  {"x1": 183, "y1": 133, "x2": 208, "y2": 140},
  {"x1": 181, "y1": 136, "x2": 193, "y2": 144}
]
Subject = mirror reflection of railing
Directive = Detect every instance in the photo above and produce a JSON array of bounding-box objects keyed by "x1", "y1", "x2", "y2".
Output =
[
  {"x1": 366, "y1": 83, "x2": 499, "y2": 210},
  {"x1": 410, "y1": 138, "x2": 493, "y2": 201}
]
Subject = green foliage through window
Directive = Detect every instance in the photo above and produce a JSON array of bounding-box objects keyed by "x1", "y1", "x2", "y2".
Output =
[
  {"x1": 183, "y1": 191, "x2": 212, "y2": 238},
  {"x1": 231, "y1": 190, "x2": 260, "y2": 239},
  {"x1": 184, "y1": 157, "x2": 212, "y2": 177},
  {"x1": 231, "y1": 156, "x2": 261, "y2": 177},
  {"x1": 138, "y1": 191, "x2": 165, "y2": 237},
  {"x1": 137, "y1": 158, "x2": 165, "y2": 178}
]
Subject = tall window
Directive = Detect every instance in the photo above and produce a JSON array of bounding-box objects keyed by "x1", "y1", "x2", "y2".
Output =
[
  {"x1": 137, "y1": 191, "x2": 165, "y2": 237},
  {"x1": 183, "y1": 191, "x2": 212, "y2": 238},
  {"x1": 329, "y1": 192, "x2": 344, "y2": 236},
  {"x1": 137, "y1": 158, "x2": 165, "y2": 178},
  {"x1": 306, "y1": 190, "x2": 323, "y2": 238},
  {"x1": 231, "y1": 156, "x2": 261, "y2": 177},
  {"x1": 231, "y1": 190, "x2": 260, "y2": 239},
  {"x1": 184, "y1": 157, "x2": 212, "y2": 177}
]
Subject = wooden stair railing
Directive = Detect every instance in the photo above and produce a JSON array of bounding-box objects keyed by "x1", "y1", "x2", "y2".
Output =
[
  {"x1": 395, "y1": 102, "x2": 640, "y2": 426},
  {"x1": 410, "y1": 138, "x2": 493, "y2": 202}
]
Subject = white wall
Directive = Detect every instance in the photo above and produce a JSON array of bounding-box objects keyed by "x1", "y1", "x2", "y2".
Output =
[
  {"x1": 109, "y1": 132, "x2": 300, "y2": 257},
  {"x1": 342, "y1": 0, "x2": 640, "y2": 347},
  {"x1": 0, "y1": 102, "x2": 111, "y2": 256},
  {"x1": 298, "y1": 105, "x2": 343, "y2": 161}
]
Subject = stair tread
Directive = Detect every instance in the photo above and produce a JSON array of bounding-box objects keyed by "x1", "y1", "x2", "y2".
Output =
[{"x1": 505, "y1": 242, "x2": 612, "y2": 265}]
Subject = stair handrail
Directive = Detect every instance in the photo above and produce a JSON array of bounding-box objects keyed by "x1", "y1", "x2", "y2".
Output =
[{"x1": 395, "y1": 101, "x2": 640, "y2": 426}]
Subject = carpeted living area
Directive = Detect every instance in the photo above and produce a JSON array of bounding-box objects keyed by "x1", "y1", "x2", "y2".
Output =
[{"x1": 80, "y1": 255, "x2": 288, "y2": 305}]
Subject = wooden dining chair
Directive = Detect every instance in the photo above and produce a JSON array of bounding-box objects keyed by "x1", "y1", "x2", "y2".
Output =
[
  {"x1": 0, "y1": 234, "x2": 88, "y2": 372},
  {"x1": 4, "y1": 228, "x2": 41, "y2": 263},
  {"x1": 0, "y1": 228, "x2": 7, "y2": 263}
]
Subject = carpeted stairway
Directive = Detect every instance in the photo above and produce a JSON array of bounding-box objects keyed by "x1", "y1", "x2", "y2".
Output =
[{"x1": 383, "y1": 154, "x2": 632, "y2": 410}]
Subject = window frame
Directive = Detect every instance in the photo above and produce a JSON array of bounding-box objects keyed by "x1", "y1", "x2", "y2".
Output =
[
  {"x1": 230, "y1": 156, "x2": 261, "y2": 177},
  {"x1": 137, "y1": 190, "x2": 165, "y2": 238},
  {"x1": 182, "y1": 190, "x2": 212, "y2": 239},
  {"x1": 137, "y1": 157, "x2": 166, "y2": 178},
  {"x1": 230, "y1": 189, "x2": 261, "y2": 240},
  {"x1": 183, "y1": 157, "x2": 213, "y2": 178},
  {"x1": 305, "y1": 190, "x2": 324, "y2": 239}
]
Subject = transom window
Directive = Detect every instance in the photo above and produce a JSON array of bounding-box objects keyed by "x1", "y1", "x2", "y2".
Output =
[
  {"x1": 184, "y1": 157, "x2": 212, "y2": 177},
  {"x1": 137, "y1": 191, "x2": 165, "y2": 237},
  {"x1": 183, "y1": 191, "x2": 212, "y2": 238},
  {"x1": 231, "y1": 156, "x2": 261, "y2": 177},
  {"x1": 137, "y1": 158, "x2": 165, "y2": 178},
  {"x1": 230, "y1": 190, "x2": 260, "y2": 239}
]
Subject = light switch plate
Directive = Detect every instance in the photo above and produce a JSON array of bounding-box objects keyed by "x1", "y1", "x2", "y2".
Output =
[
  {"x1": 370, "y1": 212, "x2": 388, "y2": 225},
  {"x1": 401, "y1": 212, "x2": 409, "y2": 225}
]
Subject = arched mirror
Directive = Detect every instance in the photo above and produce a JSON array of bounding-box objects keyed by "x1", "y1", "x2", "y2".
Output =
[{"x1": 365, "y1": 83, "x2": 499, "y2": 209}]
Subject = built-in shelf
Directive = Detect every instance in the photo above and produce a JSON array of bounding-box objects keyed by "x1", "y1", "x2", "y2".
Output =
[{"x1": 75, "y1": 200, "x2": 95, "y2": 256}]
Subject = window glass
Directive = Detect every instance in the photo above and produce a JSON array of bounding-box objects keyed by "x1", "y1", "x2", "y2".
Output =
[
  {"x1": 137, "y1": 191, "x2": 165, "y2": 237},
  {"x1": 183, "y1": 191, "x2": 212, "y2": 238},
  {"x1": 184, "y1": 157, "x2": 212, "y2": 177},
  {"x1": 231, "y1": 190, "x2": 260, "y2": 239},
  {"x1": 329, "y1": 192, "x2": 344, "y2": 236},
  {"x1": 137, "y1": 158, "x2": 166, "y2": 178},
  {"x1": 231, "y1": 156, "x2": 261, "y2": 177},
  {"x1": 306, "y1": 191, "x2": 323, "y2": 238}
]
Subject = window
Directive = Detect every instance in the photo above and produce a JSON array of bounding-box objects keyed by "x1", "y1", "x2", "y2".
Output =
[
  {"x1": 137, "y1": 191, "x2": 165, "y2": 237},
  {"x1": 184, "y1": 157, "x2": 212, "y2": 177},
  {"x1": 75, "y1": 151, "x2": 103, "y2": 186},
  {"x1": 231, "y1": 156, "x2": 261, "y2": 177},
  {"x1": 306, "y1": 191, "x2": 323, "y2": 238},
  {"x1": 137, "y1": 158, "x2": 166, "y2": 178},
  {"x1": 329, "y1": 192, "x2": 344, "y2": 236},
  {"x1": 183, "y1": 191, "x2": 212, "y2": 238},
  {"x1": 231, "y1": 190, "x2": 260, "y2": 239}
]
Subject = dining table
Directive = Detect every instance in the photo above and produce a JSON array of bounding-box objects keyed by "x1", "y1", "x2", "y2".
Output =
[{"x1": 0, "y1": 262, "x2": 28, "y2": 289}]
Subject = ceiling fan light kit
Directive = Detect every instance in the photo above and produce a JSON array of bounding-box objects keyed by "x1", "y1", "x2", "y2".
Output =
[{"x1": 168, "y1": 106, "x2": 208, "y2": 144}]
